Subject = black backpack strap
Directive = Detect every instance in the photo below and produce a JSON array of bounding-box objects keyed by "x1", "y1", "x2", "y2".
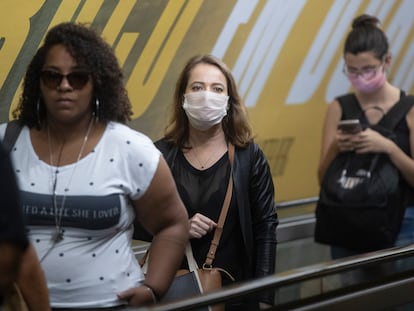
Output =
[
  {"x1": 336, "y1": 94, "x2": 363, "y2": 120},
  {"x1": 337, "y1": 92, "x2": 414, "y2": 131},
  {"x1": 3, "y1": 120, "x2": 23, "y2": 153},
  {"x1": 378, "y1": 95, "x2": 414, "y2": 130}
]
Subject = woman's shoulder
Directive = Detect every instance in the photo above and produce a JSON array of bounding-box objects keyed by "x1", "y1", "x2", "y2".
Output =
[
  {"x1": 335, "y1": 92, "x2": 356, "y2": 102},
  {"x1": 106, "y1": 122, "x2": 154, "y2": 144},
  {"x1": 154, "y1": 137, "x2": 176, "y2": 153},
  {"x1": 235, "y1": 140, "x2": 261, "y2": 159},
  {"x1": 0, "y1": 122, "x2": 7, "y2": 138},
  {"x1": 404, "y1": 96, "x2": 414, "y2": 125},
  {"x1": 154, "y1": 136, "x2": 170, "y2": 147},
  {"x1": 240, "y1": 140, "x2": 259, "y2": 150},
  {"x1": 234, "y1": 141, "x2": 273, "y2": 176},
  {"x1": 103, "y1": 122, "x2": 159, "y2": 155}
]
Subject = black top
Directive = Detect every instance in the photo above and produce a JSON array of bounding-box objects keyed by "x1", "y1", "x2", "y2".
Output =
[
  {"x1": 174, "y1": 150, "x2": 244, "y2": 283},
  {"x1": 135, "y1": 137, "x2": 278, "y2": 305}
]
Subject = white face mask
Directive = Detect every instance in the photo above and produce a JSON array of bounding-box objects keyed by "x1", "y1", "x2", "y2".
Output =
[{"x1": 182, "y1": 91, "x2": 229, "y2": 131}]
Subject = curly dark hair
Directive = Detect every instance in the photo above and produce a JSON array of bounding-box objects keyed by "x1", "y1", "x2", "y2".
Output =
[
  {"x1": 164, "y1": 54, "x2": 252, "y2": 148},
  {"x1": 344, "y1": 14, "x2": 389, "y2": 60},
  {"x1": 13, "y1": 22, "x2": 132, "y2": 128}
]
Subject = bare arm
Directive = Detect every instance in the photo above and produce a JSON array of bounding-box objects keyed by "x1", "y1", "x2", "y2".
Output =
[
  {"x1": 118, "y1": 156, "x2": 189, "y2": 305},
  {"x1": 390, "y1": 106, "x2": 414, "y2": 186},
  {"x1": 17, "y1": 244, "x2": 51, "y2": 311}
]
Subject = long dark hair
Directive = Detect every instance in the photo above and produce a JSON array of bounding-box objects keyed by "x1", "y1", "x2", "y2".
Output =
[
  {"x1": 164, "y1": 54, "x2": 252, "y2": 148},
  {"x1": 344, "y1": 14, "x2": 389, "y2": 60},
  {"x1": 13, "y1": 22, "x2": 132, "y2": 128}
]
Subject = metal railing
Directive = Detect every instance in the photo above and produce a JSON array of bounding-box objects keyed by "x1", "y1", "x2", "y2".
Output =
[
  {"x1": 275, "y1": 196, "x2": 319, "y2": 242},
  {"x1": 133, "y1": 244, "x2": 414, "y2": 310},
  {"x1": 129, "y1": 196, "x2": 414, "y2": 310},
  {"x1": 275, "y1": 196, "x2": 318, "y2": 209}
]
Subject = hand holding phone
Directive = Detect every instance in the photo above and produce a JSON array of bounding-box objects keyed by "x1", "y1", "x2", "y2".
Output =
[{"x1": 338, "y1": 119, "x2": 362, "y2": 134}]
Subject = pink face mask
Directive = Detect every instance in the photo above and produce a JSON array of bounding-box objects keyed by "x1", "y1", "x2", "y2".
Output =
[{"x1": 348, "y1": 68, "x2": 387, "y2": 94}]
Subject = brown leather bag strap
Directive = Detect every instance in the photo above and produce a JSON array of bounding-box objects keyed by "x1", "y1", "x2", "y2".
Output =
[{"x1": 204, "y1": 143, "x2": 235, "y2": 267}]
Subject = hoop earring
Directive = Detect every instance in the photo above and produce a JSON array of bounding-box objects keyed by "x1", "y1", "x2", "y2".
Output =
[
  {"x1": 36, "y1": 99, "x2": 42, "y2": 128},
  {"x1": 94, "y1": 98, "x2": 100, "y2": 122}
]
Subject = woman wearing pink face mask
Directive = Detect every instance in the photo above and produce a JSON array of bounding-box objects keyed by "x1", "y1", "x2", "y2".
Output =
[
  {"x1": 317, "y1": 14, "x2": 414, "y2": 259},
  {"x1": 134, "y1": 54, "x2": 278, "y2": 310}
]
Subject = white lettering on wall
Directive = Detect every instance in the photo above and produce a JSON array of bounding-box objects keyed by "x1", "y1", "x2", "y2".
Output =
[
  {"x1": 387, "y1": 0, "x2": 414, "y2": 92},
  {"x1": 288, "y1": 0, "x2": 362, "y2": 105},
  {"x1": 212, "y1": 0, "x2": 306, "y2": 107},
  {"x1": 212, "y1": 0, "x2": 414, "y2": 107}
]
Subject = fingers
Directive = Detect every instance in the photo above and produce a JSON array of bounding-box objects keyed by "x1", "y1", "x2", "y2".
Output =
[
  {"x1": 337, "y1": 134, "x2": 355, "y2": 152},
  {"x1": 117, "y1": 286, "x2": 155, "y2": 306},
  {"x1": 117, "y1": 288, "x2": 134, "y2": 301},
  {"x1": 189, "y1": 213, "x2": 217, "y2": 239},
  {"x1": 336, "y1": 127, "x2": 390, "y2": 154},
  {"x1": 353, "y1": 140, "x2": 371, "y2": 153},
  {"x1": 342, "y1": 134, "x2": 371, "y2": 153}
]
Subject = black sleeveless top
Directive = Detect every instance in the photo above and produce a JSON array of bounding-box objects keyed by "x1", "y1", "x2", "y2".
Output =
[
  {"x1": 173, "y1": 150, "x2": 245, "y2": 283},
  {"x1": 367, "y1": 92, "x2": 412, "y2": 204}
]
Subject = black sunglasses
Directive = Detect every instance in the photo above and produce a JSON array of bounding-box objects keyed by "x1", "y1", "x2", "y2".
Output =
[{"x1": 40, "y1": 70, "x2": 91, "y2": 90}]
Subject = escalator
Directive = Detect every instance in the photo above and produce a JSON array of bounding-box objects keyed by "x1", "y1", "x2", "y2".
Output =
[{"x1": 132, "y1": 197, "x2": 414, "y2": 310}]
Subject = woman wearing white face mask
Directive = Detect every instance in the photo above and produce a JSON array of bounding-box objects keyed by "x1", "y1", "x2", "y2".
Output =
[
  {"x1": 135, "y1": 54, "x2": 278, "y2": 310},
  {"x1": 317, "y1": 14, "x2": 414, "y2": 258},
  {"x1": 182, "y1": 90, "x2": 229, "y2": 131}
]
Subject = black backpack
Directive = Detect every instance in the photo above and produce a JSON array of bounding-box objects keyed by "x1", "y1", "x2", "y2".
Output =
[{"x1": 314, "y1": 94, "x2": 414, "y2": 252}]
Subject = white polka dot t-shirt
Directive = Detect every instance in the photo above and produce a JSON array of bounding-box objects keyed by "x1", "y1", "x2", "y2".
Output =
[{"x1": 0, "y1": 122, "x2": 160, "y2": 308}]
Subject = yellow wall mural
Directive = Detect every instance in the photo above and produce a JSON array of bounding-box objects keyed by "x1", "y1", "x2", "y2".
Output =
[{"x1": 1, "y1": 0, "x2": 414, "y2": 203}]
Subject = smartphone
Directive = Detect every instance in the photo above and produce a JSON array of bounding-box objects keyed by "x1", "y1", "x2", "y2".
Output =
[{"x1": 338, "y1": 119, "x2": 362, "y2": 134}]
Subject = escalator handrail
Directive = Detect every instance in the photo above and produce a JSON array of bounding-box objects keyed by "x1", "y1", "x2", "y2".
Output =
[
  {"x1": 136, "y1": 243, "x2": 414, "y2": 311},
  {"x1": 276, "y1": 196, "x2": 318, "y2": 209}
]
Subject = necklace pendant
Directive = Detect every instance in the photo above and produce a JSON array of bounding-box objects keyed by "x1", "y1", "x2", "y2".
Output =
[{"x1": 52, "y1": 230, "x2": 64, "y2": 243}]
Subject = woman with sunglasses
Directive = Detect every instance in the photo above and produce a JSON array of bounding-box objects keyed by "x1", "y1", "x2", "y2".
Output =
[
  {"x1": 316, "y1": 14, "x2": 414, "y2": 259},
  {"x1": 0, "y1": 22, "x2": 189, "y2": 309}
]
